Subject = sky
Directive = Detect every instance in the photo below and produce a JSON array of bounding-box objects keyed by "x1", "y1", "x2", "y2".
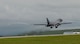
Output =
[{"x1": 0, "y1": 0, "x2": 80, "y2": 35}]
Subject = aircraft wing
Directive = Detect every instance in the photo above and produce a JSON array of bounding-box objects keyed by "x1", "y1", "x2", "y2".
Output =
[
  {"x1": 61, "y1": 22, "x2": 72, "y2": 24},
  {"x1": 34, "y1": 24, "x2": 46, "y2": 25}
]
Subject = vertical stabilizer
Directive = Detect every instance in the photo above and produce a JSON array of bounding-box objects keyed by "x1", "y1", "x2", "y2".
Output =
[{"x1": 46, "y1": 18, "x2": 50, "y2": 25}]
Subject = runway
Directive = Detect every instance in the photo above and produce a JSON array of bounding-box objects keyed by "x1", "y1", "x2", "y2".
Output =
[{"x1": 0, "y1": 34, "x2": 79, "y2": 39}]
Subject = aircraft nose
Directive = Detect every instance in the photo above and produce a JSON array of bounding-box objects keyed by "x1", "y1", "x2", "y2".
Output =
[
  {"x1": 58, "y1": 19, "x2": 63, "y2": 22},
  {"x1": 60, "y1": 19, "x2": 63, "y2": 22}
]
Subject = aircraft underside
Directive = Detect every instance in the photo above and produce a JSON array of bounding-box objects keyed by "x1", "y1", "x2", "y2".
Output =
[
  {"x1": 46, "y1": 25, "x2": 59, "y2": 28},
  {"x1": 49, "y1": 26, "x2": 58, "y2": 28}
]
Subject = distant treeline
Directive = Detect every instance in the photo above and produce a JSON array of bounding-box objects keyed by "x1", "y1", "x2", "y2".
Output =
[
  {"x1": 17, "y1": 29, "x2": 80, "y2": 36},
  {"x1": 0, "y1": 29, "x2": 80, "y2": 37}
]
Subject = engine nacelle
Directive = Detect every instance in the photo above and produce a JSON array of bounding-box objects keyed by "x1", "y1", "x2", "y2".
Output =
[
  {"x1": 55, "y1": 23, "x2": 61, "y2": 28},
  {"x1": 56, "y1": 23, "x2": 61, "y2": 26}
]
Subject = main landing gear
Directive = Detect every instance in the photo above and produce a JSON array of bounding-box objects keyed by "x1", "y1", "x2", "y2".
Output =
[
  {"x1": 50, "y1": 27, "x2": 53, "y2": 28},
  {"x1": 55, "y1": 26, "x2": 58, "y2": 28}
]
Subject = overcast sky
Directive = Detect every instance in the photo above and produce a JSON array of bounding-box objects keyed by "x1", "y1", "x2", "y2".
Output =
[
  {"x1": 0, "y1": 0, "x2": 80, "y2": 35},
  {"x1": 0, "y1": 0, "x2": 80, "y2": 21}
]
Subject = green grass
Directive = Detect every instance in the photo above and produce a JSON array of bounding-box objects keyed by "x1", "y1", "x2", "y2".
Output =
[{"x1": 0, "y1": 35, "x2": 80, "y2": 44}]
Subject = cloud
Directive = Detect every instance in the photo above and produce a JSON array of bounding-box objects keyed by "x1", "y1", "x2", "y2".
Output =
[{"x1": 0, "y1": 0, "x2": 80, "y2": 23}]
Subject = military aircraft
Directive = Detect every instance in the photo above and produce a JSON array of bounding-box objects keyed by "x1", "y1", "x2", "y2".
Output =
[{"x1": 34, "y1": 18, "x2": 72, "y2": 28}]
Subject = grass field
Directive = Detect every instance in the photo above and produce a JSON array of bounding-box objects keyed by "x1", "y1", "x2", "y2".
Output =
[{"x1": 0, "y1": 35, "x2": 80, "y2": 44}]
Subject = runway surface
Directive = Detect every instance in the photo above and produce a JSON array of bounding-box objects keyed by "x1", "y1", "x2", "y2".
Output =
[{"x1": 0, "y1": 34, "x2": 79, "y2": 39}]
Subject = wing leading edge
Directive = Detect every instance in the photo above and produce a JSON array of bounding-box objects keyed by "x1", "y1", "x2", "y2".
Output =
[
  {"x1": 34, "y1": 24, "x2": 46, "y2": 25},
  {"x1": 61, "y1": 22, "x2": 72, "y2": 24}
]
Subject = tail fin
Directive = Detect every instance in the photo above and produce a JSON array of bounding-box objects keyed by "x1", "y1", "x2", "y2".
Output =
[{"x1": 46, "y1": 18, "x2": 50, "y2": 25}]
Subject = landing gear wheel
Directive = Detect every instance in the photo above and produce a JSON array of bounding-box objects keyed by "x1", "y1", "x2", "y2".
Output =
[
  {"x1": 50, "y1": 27, "x2": 53, "y2": 28},
  {"x1": 55, "y1": 25, "x2": 58, "y2": 28},
  {"x1": 55, "y1": 26, "x2": 58, "y2": 28}
]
